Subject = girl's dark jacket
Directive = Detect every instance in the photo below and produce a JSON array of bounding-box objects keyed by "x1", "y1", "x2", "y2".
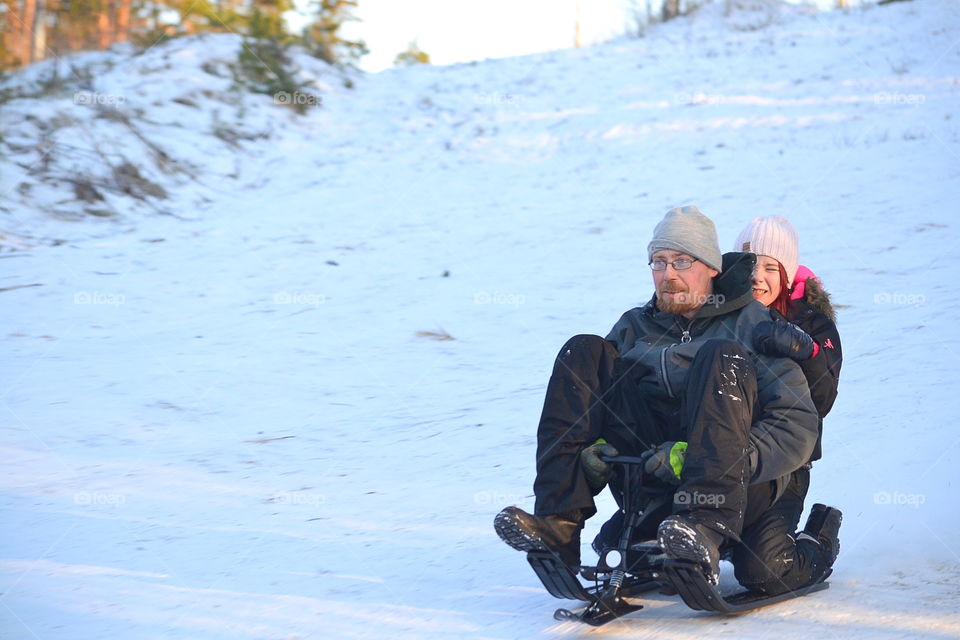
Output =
[{"x1": 778, "y1": 266, "x2": 842, "y2": 462}]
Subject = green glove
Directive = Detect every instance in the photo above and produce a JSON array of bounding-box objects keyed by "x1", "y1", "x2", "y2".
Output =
[
  {"x1": 580, "y1": 439, "x2": 619, "y2": 491},
  {"x1": 642, "y1": 441, "x2": 687, "y2": 485}
]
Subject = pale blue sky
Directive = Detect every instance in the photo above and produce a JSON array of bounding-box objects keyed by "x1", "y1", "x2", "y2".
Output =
[
  {"x1": 340, "y1": 0, "x2": 634, "y2": 71},
  {"x1": 296, "y1": 0, "x2": 844, "y2": 72}
]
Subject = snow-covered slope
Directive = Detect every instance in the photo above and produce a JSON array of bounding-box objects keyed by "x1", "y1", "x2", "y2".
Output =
[
  {"x1": 0, "y1": 33, "x2": 361, "y2": 250},
  {"x1": 2, "y1": 1, "x2": 959, "y2": 638}
]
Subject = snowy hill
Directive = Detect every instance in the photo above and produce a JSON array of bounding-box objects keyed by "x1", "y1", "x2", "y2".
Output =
[{"x1": 2, "y1": 1, "x2": 960, "y2": 638}]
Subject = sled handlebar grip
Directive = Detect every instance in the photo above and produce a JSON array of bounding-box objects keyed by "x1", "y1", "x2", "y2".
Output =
[{"x1": 599, "y1": 455, "x2": 649, "y2": 466}]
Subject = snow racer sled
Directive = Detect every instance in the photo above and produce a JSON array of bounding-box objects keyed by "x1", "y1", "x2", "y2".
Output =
[{"x1": 512, "y1": 455, "x2": 831, "y2": 626}]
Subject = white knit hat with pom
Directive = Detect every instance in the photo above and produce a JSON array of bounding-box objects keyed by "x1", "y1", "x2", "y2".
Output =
[{"x1": 733, "y1": 215, "x2": 800, "y2": 286}]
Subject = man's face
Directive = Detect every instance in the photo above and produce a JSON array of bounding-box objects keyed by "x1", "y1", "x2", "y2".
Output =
[{"x1": 651, "y1": 249, "x2": 719, "y2": 317}]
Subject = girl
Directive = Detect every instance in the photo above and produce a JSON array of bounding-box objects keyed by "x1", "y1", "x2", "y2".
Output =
[
  {"x1": 735, "y1": 214, "x2": 842, "y2": 459},
  {"x1": 730, "y1": 214, "x2": 843, "y2": 593}
]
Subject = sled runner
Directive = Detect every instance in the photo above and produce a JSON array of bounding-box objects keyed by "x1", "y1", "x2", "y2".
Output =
[{"x1": 529, "y1": 455, "x2": 831, "y2": 626}]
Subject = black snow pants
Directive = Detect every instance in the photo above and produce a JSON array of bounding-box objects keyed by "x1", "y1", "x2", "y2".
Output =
[
  {"x1": 734, "y1": 465, "x2": 835, "y2": 594},
  {"x1": 532, "y1": 333, "x2": 828, "y2": 593}
]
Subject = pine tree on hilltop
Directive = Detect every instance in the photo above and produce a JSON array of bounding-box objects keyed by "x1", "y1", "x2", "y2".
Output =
[{"x1": 301, "y1": 0, "x2": 367, "y2": 65}]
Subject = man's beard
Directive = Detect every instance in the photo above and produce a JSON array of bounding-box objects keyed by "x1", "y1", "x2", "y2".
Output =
[{"x1": 656, "y1": 286, "x2": 703, "y2": 315}]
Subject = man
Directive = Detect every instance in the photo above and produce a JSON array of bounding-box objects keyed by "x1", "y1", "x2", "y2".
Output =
[{"x1": 494, "y1": 205, "x2": 841, "y2": 592}]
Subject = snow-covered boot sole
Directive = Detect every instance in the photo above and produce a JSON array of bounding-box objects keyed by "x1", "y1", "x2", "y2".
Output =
[
  {"x1": 494, "y1": 506, "x2": 582, "y2": 568},
  {"x1": 494, "y1": 507, "x2": 550, "y2": 554},
  {"x1": 657, "y1": 517, "x2": 721, "y2": 585}
]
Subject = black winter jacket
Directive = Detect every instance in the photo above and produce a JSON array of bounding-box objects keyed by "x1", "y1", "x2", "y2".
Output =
[{"x1": 605, "y1": 252, "x2": 819, "y2": 491}]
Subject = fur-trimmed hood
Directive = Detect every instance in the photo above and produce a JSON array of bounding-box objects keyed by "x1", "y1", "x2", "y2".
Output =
[
  {"x1": 803, "y1": 277, "x2": 835, "y2": 322},
  {"x1": 792, "y1": 265, "x2": 836, "y2": 322}
]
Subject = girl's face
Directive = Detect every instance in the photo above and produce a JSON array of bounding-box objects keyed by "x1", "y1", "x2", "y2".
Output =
[{"x1": 752, "y1": 255, "x2": 783, "y2": 307}]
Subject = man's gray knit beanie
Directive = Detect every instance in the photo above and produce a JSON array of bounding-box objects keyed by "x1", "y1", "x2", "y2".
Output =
[{"x1": 647, "y1": 205, "x2": 723, "y2": 272}]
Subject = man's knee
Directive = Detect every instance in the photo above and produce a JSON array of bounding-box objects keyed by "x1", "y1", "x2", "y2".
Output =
[
  {"x1": 554, "y1": 334, "x2": 619, "y2": 372},
  {"x1": 690, "y1": 338, "x2": 758, "y2": 392},
  {"x1": 559, "y1": 334, "x2": 616, "y2": 355},
  {"x1": 695, "y1": 338, "x2": 750, "y2": 363}
]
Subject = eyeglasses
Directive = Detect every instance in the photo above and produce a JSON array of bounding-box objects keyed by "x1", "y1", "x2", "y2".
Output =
[{"x1": 649, "y1": 258, "x2": 698, "y2": 271}]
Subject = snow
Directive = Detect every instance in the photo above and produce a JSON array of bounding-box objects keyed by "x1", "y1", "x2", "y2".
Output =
[{"x1": 2, "y1": 1, "x2": 960, "y2": 637}]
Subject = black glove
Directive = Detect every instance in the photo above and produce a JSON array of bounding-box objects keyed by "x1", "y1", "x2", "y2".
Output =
[
  {"x1": 642, "y1": 441, "x2": 686, "y2": 485},
  {"x1": 580, "y1": 440, "x2": 619, "y2": 491},
  {"x1": 752, "y1": 320, "x2": 814, "y2": 360}
]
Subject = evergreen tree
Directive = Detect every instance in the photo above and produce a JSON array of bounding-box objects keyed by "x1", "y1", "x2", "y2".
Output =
[
  {"x1": 2, "y1": 0, "x2": 369, "y2": 71},
  {"x1": 234, "y1": 0, "x2": 312, "y2": 113},
  {"x1": 301, "y1": 0, "x2": 366, "y2": 65}
]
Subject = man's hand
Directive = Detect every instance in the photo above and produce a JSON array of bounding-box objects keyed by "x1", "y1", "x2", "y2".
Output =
[
  {"x1": 752, "y1": 320, "x2": 815, "y2": 360},
  {"x1": 642, "y1": 441, "x2": 687, "y2": 485},
  {"x1": 580, "y1": 439, "x2": 619, "y2": 491}
]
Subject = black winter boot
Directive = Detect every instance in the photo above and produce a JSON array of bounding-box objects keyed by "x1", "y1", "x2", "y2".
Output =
[
  {"x1": 494, "y1": 506, "x2": 584, "y2": 568},
  {"x1": 657, "y1": 515, "x2": 725, "y2": 585},
  {"x1": 798, "y1": 503, "x2": 842, "y2": 566}
]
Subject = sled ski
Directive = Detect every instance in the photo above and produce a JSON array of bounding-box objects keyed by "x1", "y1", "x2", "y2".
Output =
[
  {"x1": 526, "y1": 549, "x2": 591, "y2": 601},
  {"x1": 526, "y1": 547, "x2": 660, "y2": 626},
  {"x1": 519, "y1": 455, "x2": 832, "y2": 625},
  {"x1": 660, "y1": 559, "x2": 831, "y2": 614}
]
